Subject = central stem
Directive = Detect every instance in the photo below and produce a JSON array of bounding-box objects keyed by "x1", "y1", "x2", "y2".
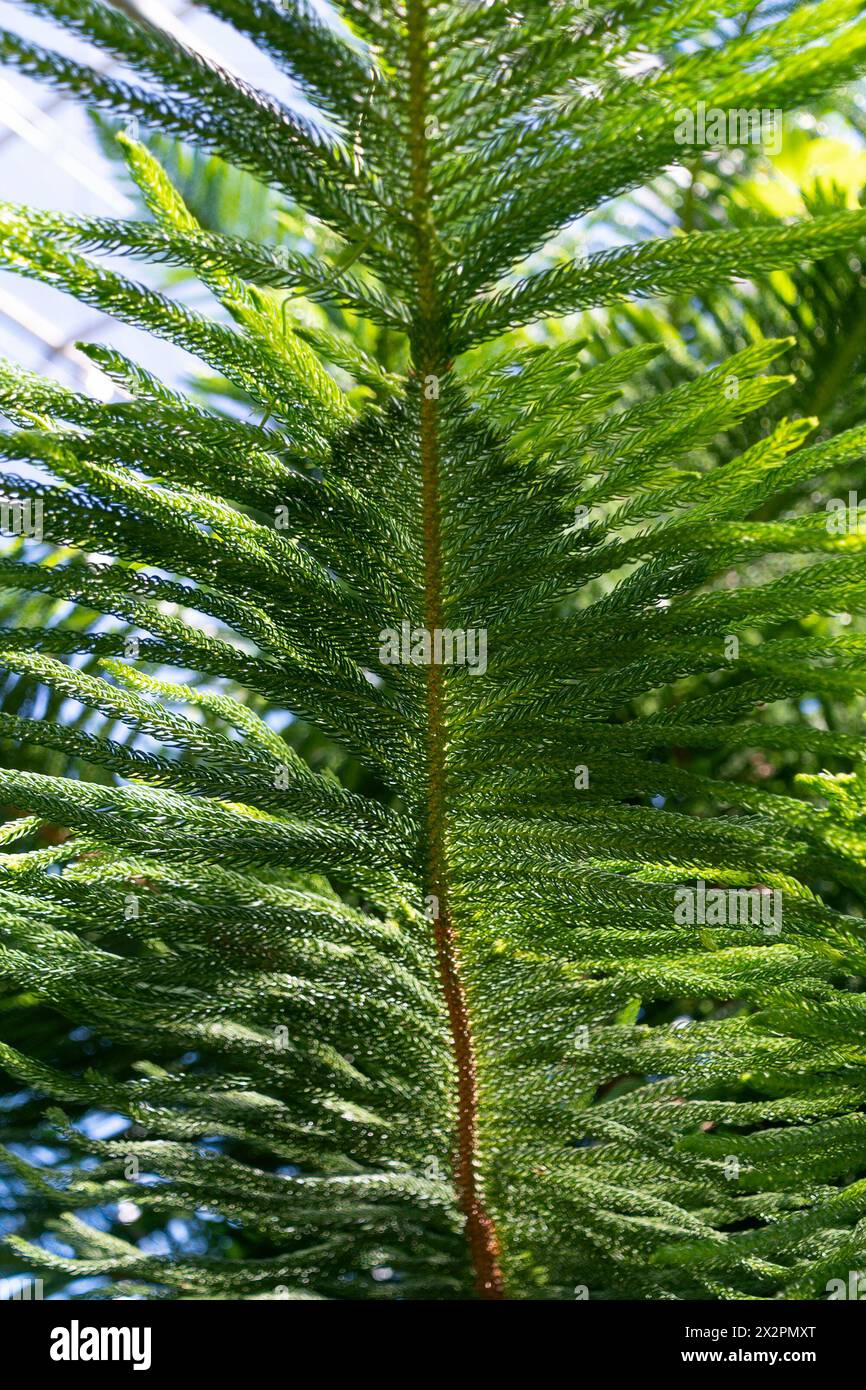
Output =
[{"x1": 406, "y1": 0, "x2": 504, "y2": 1301}]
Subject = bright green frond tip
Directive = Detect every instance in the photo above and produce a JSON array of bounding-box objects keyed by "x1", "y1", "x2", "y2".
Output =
[{"x1": 1, "y1": 0, "x2": 866, "y2": 1301}]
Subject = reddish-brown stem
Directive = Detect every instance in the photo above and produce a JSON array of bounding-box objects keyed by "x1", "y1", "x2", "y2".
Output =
[{"x1": 406, "y1": 0, "x2": 504, "y2": 1300}]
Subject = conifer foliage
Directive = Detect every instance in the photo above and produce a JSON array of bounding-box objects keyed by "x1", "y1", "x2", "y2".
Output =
[{"x1": 4, "y1": 0, "x2": 866, "y2": 1299}]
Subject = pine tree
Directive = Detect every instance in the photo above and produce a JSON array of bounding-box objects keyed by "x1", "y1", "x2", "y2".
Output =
[{"x1": 3, "y1": 0, "x2": 866, "y2": 1300}]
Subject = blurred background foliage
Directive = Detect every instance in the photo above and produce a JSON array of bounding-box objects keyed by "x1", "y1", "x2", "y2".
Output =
[{"x1": 4, "y1": 61, "x2": 866, "y2": 1295}]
